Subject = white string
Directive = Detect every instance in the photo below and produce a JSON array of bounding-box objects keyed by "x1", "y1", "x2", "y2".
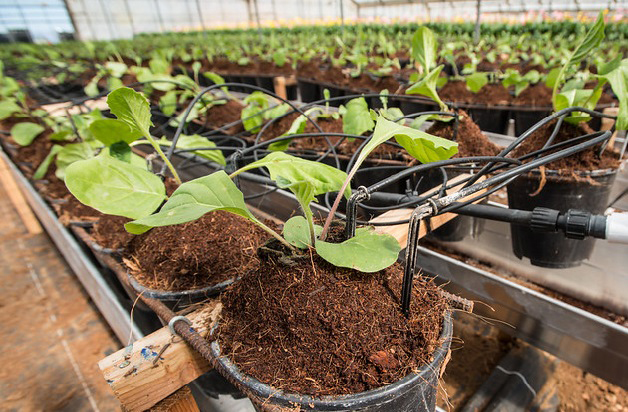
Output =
[{"x1": 495, "y1": 365, "x2": 538, "y2": 398}]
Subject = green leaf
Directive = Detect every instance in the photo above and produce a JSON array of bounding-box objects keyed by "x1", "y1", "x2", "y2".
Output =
[
  {"x1": 283, "y1": 215, "x2": 322, "y2": 248},
  {"x1": 315, "y1": 227, "x2": 401, "y2": 273},
  {"x1": 84, "y1": 79, "x2": 100, "y2": 97},
  {"x1": 109, "y1": 141, "x2": 132, "y2": 163},
  {"x1": 55, "y1": 142, "x2": 94, "y2": 179},
  {"x1": 236, "y1": 151, "x2": 351, "y2": 200},
  {"x1": 373, "y1": 116, "x2": 458, "y2": 164},
  {"x1": 125, "y1": 171, "x2": 253, "y2": 234},
  {"x1": 11, "y1": 122, "x2": 45, "y2": 146},
  {"x1": 89, "y1": 118, "x2": 143, "y2": 146},
  {"x1": 105, "y1": 61, "x2": 128, "y2": 78},
  {"x1": 159, "y1": 90, "x2": 178, "y2": 116},
  {"x1": 598, "y1": 59, "x2": 628, "y2": 130},
  {"x1": 161, "y1": 134, "x2": 226, "y2": 165},
  {"x1": 552, "y1": 12, "x2": 605, "y2": 110},
  {"x1": 65, "y1": 153, "x2": 166, "y2": 220},
  {"x1": 406, "y1": 65, "x2": 447, "y2": 111},
  {"x1": 33, "y1": 145, "x2": 63, "y2": 180},
  {"x1": 411, "y1": 26, "x2": 437, "y2": 74},
  {"x1": 545, "y1": 67, "x2": 561, "y2": 89},
  {"x1": 465, "y1": 72, "x2": 488, "y2": 93},
  {"x1": 49, "y1": 129, "x2": 74, "y2": 141},
  {"x1": 241, "y1": 91, "x2": 269, "y2": 132},
  {"x1": 341, "y1": 97, "x2": 375, "y2": 136},
  {"x1": 106, "y1": 87, "x2": 153, "y2": 135},
  {"x1": 0, "y1": 100, "x2": 23, "y2": 120}
]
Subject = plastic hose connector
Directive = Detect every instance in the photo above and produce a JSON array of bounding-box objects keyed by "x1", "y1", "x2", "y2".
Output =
[
  {"x1": 564, "y1": 209, "x2": 591, "y2": 240},
  {"x1": 530, "y1": 207, "x2": 559, "y2": 233}
]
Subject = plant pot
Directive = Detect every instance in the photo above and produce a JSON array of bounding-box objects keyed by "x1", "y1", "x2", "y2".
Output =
[
  {"x1": 507, "y1": 168, "x2": 617, "y2": 268},
  {"x1": 468, "y1": 107, "x2": 510, "y2": 135},
  {"x1": 297, "y1": 78, "x2": 320, "y2": 103},
  {"x1": 210, "y1": 312, "x2": 452, "y2": 411},
  {"x1": 399, "y1": 98, "x2": 435, "y2": 115},
  {"x1": 127, "y1": 271, "x2": 236, "y2": 311},
  {"x1": 512, "y1": 108, "x2": 552, "y2": 136}
]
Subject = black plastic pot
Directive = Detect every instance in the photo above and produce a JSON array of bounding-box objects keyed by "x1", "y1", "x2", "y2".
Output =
[
  {"x1": 210, "y1": 312, "x2": 452, "y2": 411},
  {"x1": 127, "y1": 271, "x2": 236, "y2": 311},
  {"x1": 507, "y1": 168, "x2": 617, "y2": 268},
  {"x1": 398, "y1": 98, "x2": 435, "y2": 116},
  {"x1": 297, "y1": 78, "x2": 321, "y2": 103},
  {"x1": 512, "y1": 108, "x2": 552, "y2": 136},
  {"x1": 468, "y1": 107, "x2": 510, "y2": 135}
]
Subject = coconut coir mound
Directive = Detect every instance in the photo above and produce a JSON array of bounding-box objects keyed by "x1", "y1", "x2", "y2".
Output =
[
  {"x1": 510, "y1": 119, "x2": 621, "y2": 172},
  {"x1": 202, "y1": 100, "x2": 245, "y2": 135},
  {"x1": 259, "y1": 112, "x2": 405, "y2": 160},
  {"x1": 125, "y1": 211, "x2": 271, "y2": 291},
  {"x1": 93, "y1": 215, "x2": 133, "y2": 251},
  {"x1": 426, "y1": 111, "x2": 501, "y2": 158},
  {"x1": 216, "y1": 254, "x2": 449, "y2": 396}
]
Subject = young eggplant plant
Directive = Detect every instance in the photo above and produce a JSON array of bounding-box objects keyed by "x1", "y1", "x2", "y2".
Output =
[
  {"x1": 124, "y1": 113, "x2": 458, "y2": 273},
  {"x1": 63, "y1": 88, "x2": 223, "y2": 220}
]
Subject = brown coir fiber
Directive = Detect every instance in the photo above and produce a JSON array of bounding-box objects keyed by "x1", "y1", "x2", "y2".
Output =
[
  {"x1": 510, "y1": 118, "x2": 620, "y2": 172},
  {"x1": 216, "y1": 254, "x2": 448, "y2": 397},
  {"x1": 92, "y1": 215, "x2": 133, "y2": 251},
  {"x1": 125, "y1": 211, "x2": 271, "y2": 291},
  {"x1": 426, "y1": 110, "x2": 501, "y2": 158}
]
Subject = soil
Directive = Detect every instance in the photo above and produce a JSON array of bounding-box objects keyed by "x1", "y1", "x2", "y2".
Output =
[
  {"x1": 513, "y1": 83, "x2": 553, "y2": 107},
  {"x1": 92, "y1": 215, "x2": 133, "y2": 251},
  {"x1": 125, "y1": 211, "x2": 271, "y2": 291},
  {"x1": 426, "y1": 110, "x2": 502, "y2": 158},
  {"x1": 201, "y1": 100, "x2": 245, "y2": 135},
  {"x1": 473, "y1": 83, "x2": 512, "y2": 106},
  {"x1": 552, "y1": 361, "x2": 628, "y2": 411},
  {"x1": 216, "y1": 239, "x2": 449, "y2": 397},
  {"x1": 510, "y1": 118, "x2": 621, "y2": 172},
  {"x1": 439, "y1": 81, "x2": 475, "y2": 104},
  {"x1": 258, "y1": 112, "x2": 405, "y2": 160},
  {"x1": 422, "y1": 240, "x2": 628, "y2": 327}
]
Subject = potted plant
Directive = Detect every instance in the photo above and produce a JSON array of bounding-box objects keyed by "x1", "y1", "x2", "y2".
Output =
[
  {"x1": 506, "y1": 13, "x2": 626, "y2": 268},
  {"x1": 119, "y1": 113, "x2": 460, "y2": 410}
]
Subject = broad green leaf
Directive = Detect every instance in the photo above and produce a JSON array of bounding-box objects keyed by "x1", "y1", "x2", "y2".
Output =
[
  {"x1": 105, "y1": 61, "x2": 128, "y2": 78},
  {"x1": 373, "y1": 116, "x2": 458, "y2": 164},
  {"x1": 55, "y1": 142, "x2": 94, "y2": 179},
  {"x1": 136, "y1": 71, "x2": 176, "y2": 91},
  {"x1": 545, "y1": 67, "x2": 561, "y2": 89},
  {"x1": 107, "y1": 87, "x2": 153, "y2": 135},
  {"x1": 0, "y1": 100, "x2": 22, "y2": 120},
  {"x1": 283, "y1": 215, "x2": 322, "y2": 248},
  {"x1": 315, "y1": 227, "x2": 401, "y2": 273},
  {"x1": 84, "y1": 79, "x2": 100, "y2": 97},
  {"x1": 235, "y1": 152, "x2": 351, "y2": 200},
  {"x1": 149, "y1": 57, "x2": 169, "y2": 75},
  {"x1": 411, "y1": 26, "x2": 437, "y2": 74},
  {"x1": 125, "y1": 171, "x2": 253, "y2": 234},
  {"x1": 552, "y1": 12, "x2": 605, "y2": 110},
  {"x1": 11, "y1": 122, "x2": 45, "y2": 146},
  {"x1": 107, "y1": 77, "x2": 124, "y2": 91},
  {"x1": 406, "y1": 65, "x2": 447, "y2": 111},
  {"x1": 49, "y1": 129, "x2": 74, "y2": 141},
  {"x1": 465, "y1": 72, "x2": 488, "y2": 93},
  {"x1": 65, "y1": 153, "x2": 166, "y2": 220},
  {"x1": 341, "y1": 97, "x2": 375, "y2": 136},
  {"x1": 159, "y1": 135, "x2": 226, "y2": 165},
  {"x1": 159, "y1": 90, "x2": 178, "y2": 116},
  {"x1": 109, "y1": 141, "x2": 132, "y2": 163},
  {"x1": 241, "y1": 91, "x2": 269, "y2": 132},
  {"x1": 598, "y1": 59, "x2": 628, "y2": 130},
  {"x1": 89, "y1": 118, "x2": 143, "y2": 146},
  {"x1": 33, "y1": 145, "x2": 63, "y2": 180}
]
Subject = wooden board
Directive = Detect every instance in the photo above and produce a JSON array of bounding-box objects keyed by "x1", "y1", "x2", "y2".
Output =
[
  {"x1": 40, "y1": 97, "x2": 109, "y2": 116},
  {"x1": 371, "y1": 174, "x2": 486, "y2": 248},
  {"x1": 0, "y1": 152, "x2": 42, "y2": 234},
  {"x1": 98, "y1": 302, "x2": 221, "y2": 412}
]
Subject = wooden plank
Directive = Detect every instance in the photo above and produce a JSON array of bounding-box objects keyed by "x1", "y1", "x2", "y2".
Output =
[
  {"x1": 0, "y1": 153, "x2": 42, "y2": 234},
  {"x1": 98, "y1": 302, "x2": 221, "y2": 412},
  {"x1": 147, "y1": 386, "x2": 199, "y2": 412},
  {"x1": 40, "y1": 97, "x2": 109, "y2": 117},
  {"x1": 371, "y1": 174, "x2": 486, "y2": 248},
  {"x1": 602, "y1": 107, "x2": 619, "y2": 148},
  {"x1": 273, "y1": 76, "x2": 287, "y2": 100}
]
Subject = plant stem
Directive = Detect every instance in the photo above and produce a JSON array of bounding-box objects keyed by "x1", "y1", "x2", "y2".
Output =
[
  {"x1": 144, "y1": 133, "x2": 182, "y2": 185},
  {"x1": 256, "y1": 219, "x2": 295, "y2": 251},
  {"x1": 320, "y1": 168, "x2": 356, "y2": 240}
]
